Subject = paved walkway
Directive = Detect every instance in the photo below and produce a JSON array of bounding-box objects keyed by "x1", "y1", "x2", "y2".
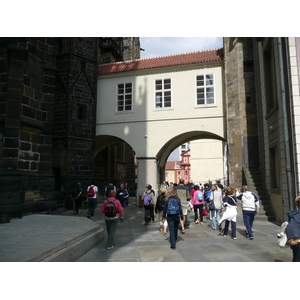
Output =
[
  {"x1": 76, "y1": 198, "x2": 293, "y2": 262},
  {"x1": 0, "y1": 197, "x2": 293, "y2": 262}
]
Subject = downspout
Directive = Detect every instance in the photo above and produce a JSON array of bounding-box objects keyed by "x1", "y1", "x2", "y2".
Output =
[{"x1": 277, "y1": 37, "x2": 295, "y2": 211}]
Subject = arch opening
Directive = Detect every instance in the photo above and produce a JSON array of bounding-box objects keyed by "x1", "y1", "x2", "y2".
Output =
[
  {"x1": 94, "y1": 135, "x2": 137, "y2": 196},
  {"x1": 156, "y1": 131, "x2": 227, "y2": 186}
]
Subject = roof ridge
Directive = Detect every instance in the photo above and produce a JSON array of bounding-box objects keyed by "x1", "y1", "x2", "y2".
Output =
[
  {"x1": 98, "y1": 47, "x2": 224, "y2": 75},
  {"x1": 100, "y1": 48, "x2": 223, "y2": 66}
]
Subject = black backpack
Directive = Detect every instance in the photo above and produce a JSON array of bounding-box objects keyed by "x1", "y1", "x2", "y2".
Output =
[
  {"x1": 156, "y1": 194, "x2": 165, "y2": 211},
  {"x1": 105, "y1": 199, "x2": 117, "y2": 217}
]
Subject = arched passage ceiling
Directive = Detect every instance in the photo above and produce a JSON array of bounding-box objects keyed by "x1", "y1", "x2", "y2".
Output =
[
  {"x1": 156, "y1": 131, "x2": 226, "y2": 168},
  {"x1": 94, "y1": 135, "x2": 135, "y2": 158}
]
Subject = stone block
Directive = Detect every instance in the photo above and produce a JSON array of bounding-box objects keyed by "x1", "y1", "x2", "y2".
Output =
[
  {"x1": 18, "y1": 160, "x2": 30, "y2": 170},
  {"x1": 3, "y1": 127, "x2": 19, "y2": 137},
  {"x1": 3, "y1": 137, "x2": 19, "y2": 148},
  {"x1": 22, "y1": 105, "x2": 35, "y2": 119}
]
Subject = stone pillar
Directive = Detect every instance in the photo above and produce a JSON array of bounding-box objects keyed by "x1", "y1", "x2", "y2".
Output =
[{"x1": 136, "y1": 157, "x2": 158, "y2": 204}]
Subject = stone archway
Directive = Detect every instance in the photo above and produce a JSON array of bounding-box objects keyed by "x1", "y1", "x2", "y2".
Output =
[{"x1": 94, "y1": 135, "x2": 137, "y2": 196}]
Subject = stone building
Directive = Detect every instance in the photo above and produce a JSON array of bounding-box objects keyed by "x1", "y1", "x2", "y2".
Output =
[
  {"x1": 0, "y1": 37, "x2": 140, "y2": 217},
  {"x1": 2, "y1": 36, "x2": 300, "y2": 224},
  {"x1": 224, "y1": 37, "x2": 300, "y2": 223}
]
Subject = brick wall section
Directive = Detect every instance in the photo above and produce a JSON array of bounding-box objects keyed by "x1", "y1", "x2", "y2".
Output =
[
  {"x1": 0, "y1": 37, "x2": 100, "y2": 213},
  {"x1": 0, "y1": 37, "x2": 57, "y2": 213},
  {"x1": 52, "y1": 38, "x2": 98, "y2": 205}
]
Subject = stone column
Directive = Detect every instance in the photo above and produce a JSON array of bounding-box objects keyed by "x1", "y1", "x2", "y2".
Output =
[{"x1": 136, "y1": 157, "x2": 158, "y2": 204}]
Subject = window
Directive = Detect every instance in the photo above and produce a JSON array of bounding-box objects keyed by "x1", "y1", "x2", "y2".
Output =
[
  {"x1": 117, "y1": 83, "x2": 132, "y2": 112},
  {"x1": 263, "y1": 40, "x2": 277, "y2": 113},
  {"x1": 196, "y1": 74, "x2": 215, "y2": 105},
  {"x1": 155, "y1": 78, "x2": 171, "y2": 109}
]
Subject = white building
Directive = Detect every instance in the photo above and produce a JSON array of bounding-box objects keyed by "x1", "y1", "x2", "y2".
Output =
[{"x1": 97, "y1": 49, "x2": 226, "y2": 203}]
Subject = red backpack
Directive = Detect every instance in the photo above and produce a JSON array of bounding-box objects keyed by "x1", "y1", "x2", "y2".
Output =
[
  {"x1": 88, "y1": 185, "x2": 95, "y2": 197},
  {"x1": 105, "y1": 199, "x2": 117, "y2": 217}
]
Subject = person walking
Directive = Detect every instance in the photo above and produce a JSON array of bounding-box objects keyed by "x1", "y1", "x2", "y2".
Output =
[
  {"x1": 285, "y1": 196, "x2": 300, "y2": 262},
  {"x1": 116, "y1": 183, "x2": 129, "y2": 222},
  {"x1": 124, "y1": 182, "x2": 130, "y2": 206},
  {"x1": 236, "y1": 185, "x2": 260, "y2": 240},
  {"x1": 142, "y1": 184, "x2": 155, "y2": 225},
  {"x1": 191, "y1": 185, "x2": 204, "y2": 224},
  {"x1": 160, "y1": 181, "x2": 169, "y2": 191},
  {"x1": 72, "y1": 181, "x2": 83, "y2": 215},
  {"x1": 86, "y1": 181, "x2": 98, "y2": 219},
  {"x1": 218, "y1": 186, "x2": 238, "y2": 239},
  {"x1": 155, "y1": 187, "x2": 168, "y2": 234},
  {"x1": 104, "y1": 182, "x2": 116, "y2": 199},
  {"x1": 175, "y1": 179, "x2": 191, "y2": 234},
  {"x1": 163, "y1": 187, "x2": 183, "y2": 250},
  {"x1": 209, "y1": 184, "x2": 223, "y2": 230},
  {"x1": 101, "y1": 190, "x2": 123, "y2": 250}
]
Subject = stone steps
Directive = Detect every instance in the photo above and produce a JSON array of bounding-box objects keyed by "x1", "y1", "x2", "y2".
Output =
[{"x1": 243, "y1": 167, "x2": 277, "y2": 222}]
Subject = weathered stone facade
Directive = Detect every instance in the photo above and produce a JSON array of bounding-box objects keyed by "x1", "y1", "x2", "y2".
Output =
[
  {"x1": 224, "y1": 37, "x2": 299, "y2": 223},
  {"x1": 0, "y1": 37, "x2": 140, "y2": 216},
  {"x1": 224, "y1": 38, "x2": 259, "y2": 188}
]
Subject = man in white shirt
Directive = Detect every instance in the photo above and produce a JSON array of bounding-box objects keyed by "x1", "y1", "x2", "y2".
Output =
[
  {"x1": 86, "y1": 181, "x2": 98, "y2": 219},
  {"x1": 236, "y1": 185, "x2": 259, "y2": 240}
]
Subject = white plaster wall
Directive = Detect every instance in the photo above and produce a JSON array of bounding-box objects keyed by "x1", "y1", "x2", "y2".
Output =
[
  {"x1": 190, "y1": 139, "x2": 224, "y2": 184},
  {"x1": 97, "y1": 62, "x2": 225, "y2": 157}
]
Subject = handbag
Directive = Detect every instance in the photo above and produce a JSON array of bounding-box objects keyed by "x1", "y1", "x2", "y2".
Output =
[
  {"x1": 202, "y1": 208, "x2": 208, "y2": 216},
  {"x1": 208, "y1": 201, "x2": 215, "y2": 210}
]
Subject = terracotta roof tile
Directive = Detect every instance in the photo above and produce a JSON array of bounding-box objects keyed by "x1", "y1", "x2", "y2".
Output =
[
  {"x1": 98, "y1": 48, "x2": 224, "y2": 75},
  {"x1": 165, "y1": 161, "x2": 181, "y2": 170}
]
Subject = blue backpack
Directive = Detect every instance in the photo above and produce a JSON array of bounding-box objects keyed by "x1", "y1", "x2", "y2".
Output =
[
  {"x1": 167, "y1": 198, "x2": 180, "y2": 215},
  {"x1": 196, "y1": 191, "x2": 203, "y2": 201}
]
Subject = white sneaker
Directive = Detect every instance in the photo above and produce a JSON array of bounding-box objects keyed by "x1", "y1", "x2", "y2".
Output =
[{"x1": 107, "y1": 246, "x2": 114, "y2": 250}]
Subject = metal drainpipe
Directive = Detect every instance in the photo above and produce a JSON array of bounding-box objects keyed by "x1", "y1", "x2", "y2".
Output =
[{"x1": 277, "y1": 37, "x2": 295, "y2": 211}]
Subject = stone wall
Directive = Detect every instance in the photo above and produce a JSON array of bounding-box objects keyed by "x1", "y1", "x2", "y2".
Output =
[
  {"x1": 0, "y1": 38, "x2": 58, "y2": 215},
  {"x1": 0, "y1": 38, "x2": 101, "y2": 214}
]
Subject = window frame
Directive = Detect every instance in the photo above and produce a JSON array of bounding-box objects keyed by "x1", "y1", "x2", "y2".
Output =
[
  {"x1": 195, "y1": 73, "x2": 216, "y2": 106},
  {"x1": 154, "y1": 78, "x2": 172, "y2": 109},
  {"x1": 116, "y1": 82, "x2": 133, "y2": 113}
]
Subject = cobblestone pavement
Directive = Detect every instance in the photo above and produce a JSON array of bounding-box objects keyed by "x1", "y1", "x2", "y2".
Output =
[{"x1": 76, "y1": 198, "x2": 293, "y2": 262}]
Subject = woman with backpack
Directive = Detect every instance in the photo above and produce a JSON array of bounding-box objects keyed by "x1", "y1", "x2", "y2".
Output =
[
  {"x1": 155, "y1": 188, "x2": 168, "y2": 234},
  {"x1": 163, "y1": 187, "x2": 183, "y2": 250},
  {"x1": 142, "y1": 184, "x2": 155, "y2": 225},
  {"x1": 101, "y1": 190, "x2": 123, "y2": 250},
  {"x1": 191, "y1": 185, "x2": 204, "y2": 224}
]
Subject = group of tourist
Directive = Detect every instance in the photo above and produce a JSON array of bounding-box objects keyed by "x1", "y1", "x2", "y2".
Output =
[
  {"x1": 140, "y1": 180, "x2": 261, "y2": 250},
  {"x1": 72, "y1": 179, "x2": 300, "y2": 261}
]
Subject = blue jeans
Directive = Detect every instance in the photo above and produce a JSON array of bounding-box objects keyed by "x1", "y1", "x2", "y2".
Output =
[
  {"x1": 87, "y1": 198, "x2": 97, "y2": 217},
  {"x1": 242, "y1": 210, "x2": 256, "y2": 238},
  {"x1": 211, "y1": 209, "x2": 221, "y2": 229},
  {"x1": 167, "y1": 215, "x2": 180, "y2": 248}
]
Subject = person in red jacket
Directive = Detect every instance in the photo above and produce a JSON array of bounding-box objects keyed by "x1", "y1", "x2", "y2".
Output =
[{"x1": 101, "y1": 190, "x2": 123, "y2": 250}]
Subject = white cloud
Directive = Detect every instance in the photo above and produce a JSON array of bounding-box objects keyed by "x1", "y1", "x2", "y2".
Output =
[{"x1": 140, "y1": 37, "x2": 223, "y2": 59}]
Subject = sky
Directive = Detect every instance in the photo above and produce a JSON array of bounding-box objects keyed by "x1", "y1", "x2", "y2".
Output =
[{"x1": 139, "y1": 37, "x2": 223, "y2": 59}]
